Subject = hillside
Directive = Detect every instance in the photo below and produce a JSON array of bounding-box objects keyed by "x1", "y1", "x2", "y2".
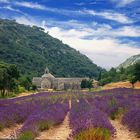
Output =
[
  {"x1": 118, "y1": 54, "x2": 140, "y2": 69},
  {"x1": 0, "y1": 19, "x2": 103, "y2": 78}
]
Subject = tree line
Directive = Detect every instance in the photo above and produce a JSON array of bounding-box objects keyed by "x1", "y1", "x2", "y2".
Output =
[
  {"x1": 0, "y1": 61, "x2": 36, "y2": 98},
  {"x1": 0, "y1": 60, "x2": 139, "y2": 97},
  {"x1": 99, "y1": 62, "x2": 140, "y2": 88}
]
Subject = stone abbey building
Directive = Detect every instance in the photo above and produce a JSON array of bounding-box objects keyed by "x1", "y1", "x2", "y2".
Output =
[{"x1": 32, "y1": 68, "x2": 88, "y2": 90}]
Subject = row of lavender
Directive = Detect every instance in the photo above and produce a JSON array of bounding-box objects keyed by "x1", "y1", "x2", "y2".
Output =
[
  {"x1": 88, "y1": 88, "x2": 140, "y2": 137},
  {"x1": 69, "y1": 88, "x2": 140, "y2": 139},
  {"x1": 0, "y1": 91, "x2": 65, "y2": 108},
  {"x1": 0, "y1": 88, "x2": 140, "y2": 139},
  {"x1": 0, "y1": 92, "x2": 54, "y2": 129},
  {"x1": 0, "y1": 92, "x2": 69, "y2": 139},
  {"x1": 90, "y1": 88, "x2": 140, "y2": 95},
  {"x1": 69, "y1": 99, "x2": 115, "y2": 139},
  {"x1": 19, "y1": 102, "x2": 69, "y2": 139}
]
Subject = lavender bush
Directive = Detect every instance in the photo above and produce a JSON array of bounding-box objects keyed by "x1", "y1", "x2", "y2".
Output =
[
  {"x1": 19, "y1": 102, "x2": 69, "y2": 139},
  {"x1": 122, "y1": 107, "x2": 140, "y2": 137},
  {"x1": 0, "y1": 92, "x2": 69, "y2": 130},
  {"x1": 69, "y1": 100, "x2": 115, "y2": 140},
  {"x1": 87, "y1": 88, "x2": 140, "y2": 119}
]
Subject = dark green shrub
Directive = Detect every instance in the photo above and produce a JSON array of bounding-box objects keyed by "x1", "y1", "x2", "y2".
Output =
[
  {"x1": 19, "y1": 131, "x2": 35, "y2": 140},
  {"x1": 81, "y1": 79, "x2": 93, "y2": 89},
  {"x1": 0, "y1": 123, "x2": 4, "y2": 131},
  {"x1": 39, "y1": 121, "x2": 54, "y2": 131},
  {"x1": 74, "y1": 128, "x2": 111, "y2": 140},
  {"x1": 110, "y1": 107, "x2": 125, "y2": 120}
]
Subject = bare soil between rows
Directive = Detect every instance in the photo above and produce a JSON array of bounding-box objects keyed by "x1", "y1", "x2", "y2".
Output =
[{"x1": 111, "y1": 120, "x2": 140, "y2": 140}]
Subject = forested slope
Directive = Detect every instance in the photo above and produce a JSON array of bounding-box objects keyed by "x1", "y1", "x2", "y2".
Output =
[{"x1": 0, "y1": 19, "x2": 103, "y2": 78}]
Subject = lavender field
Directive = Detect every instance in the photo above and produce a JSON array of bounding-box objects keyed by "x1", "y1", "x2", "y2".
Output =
[{"x1": 0, "y1": 88, "x2": 140, "y2": 140}]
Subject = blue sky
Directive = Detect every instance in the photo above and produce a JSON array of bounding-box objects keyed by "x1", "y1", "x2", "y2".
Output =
[{"x1": 0, "y1": 0, "x2": 140, "y2": 69}]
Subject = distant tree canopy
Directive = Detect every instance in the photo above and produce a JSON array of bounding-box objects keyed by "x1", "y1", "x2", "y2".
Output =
[
  {"x1": 19, "y1": 76, "x2": 32, "y2": 91},
  {"x1": 129, "y1": 62, "x2": 140, "y2": 88},
  {"x1": 0, "y1": 61, "x2": 19, "y2": 96},
  {"x1": 99, "y1": 62, "x2": 140, "y2": 86},
  {"x1": 81, "y1": 79, "x2": 93, "y2": 89},
  {"x1": 133, "y1": 62, "x2": 140, "y2": 81},
  {"x1": 129, "y1": 76, "x2": 136, "y2": 88},
  {"x1": 0, "y1": 61, "x2": 37, "y2": 97}
]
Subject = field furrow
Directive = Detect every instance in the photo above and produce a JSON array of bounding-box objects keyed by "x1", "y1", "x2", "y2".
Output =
[
  {"x1": 0, "y1": 124, "x2": 22, "y2": 139},
  {"x1": 36, "y1": 112, "x2": 71, "y2": 140},
  {"x1": 111, "y1": 120, "x2": 140, "y2": 140}
]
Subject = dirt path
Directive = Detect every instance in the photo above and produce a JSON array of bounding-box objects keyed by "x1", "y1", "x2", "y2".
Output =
[
  {"x1": 16, "y1": 92, "x2": 36, "y2": 98},
  {"x1": 36, "y1": 100, "x2": 72, "y2": 140},
  {"x1": 36, "y1": 112, "x2": 71, "y2": 140},
  {"x1": 111, "y1": 120, "x2": 140, "y2": 140},
  {"x1": 0, "y1": 124, "x2": 22, "y2": 139}
]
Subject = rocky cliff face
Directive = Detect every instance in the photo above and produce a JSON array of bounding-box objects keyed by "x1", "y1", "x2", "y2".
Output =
[{"x1": 118, "y1": 54, "x2": 140, "y2": 69}]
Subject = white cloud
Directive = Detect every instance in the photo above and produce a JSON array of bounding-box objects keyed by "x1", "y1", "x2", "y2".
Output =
[
  {"x1": 0, "y1": 5, "x2": 24, "y2": 13},
  {"x1": 0, "y1": 0, "x2": 9, "y2": 3},
  {"x1": 42, "y1": 20, "x2": 140, "y2": 69},
  {"x1": 6, "y1": 1, "x2": 133, "y2": 24},
  {"x1": 114, "y1": 26, "x2": 140, "y2": 37},
  {"x1": 15, "y1": 16, "x2": 40, "y2": 26},
  {"x1": 43, "y1": 19, "x2": 140, "y2": 38},
  {"x1": 45, "y1": 26, "x2": 140, "y2": 69},
  {"x1": 111, "y1": 0, "x2": 135, "y2": 7},
  {"x1": 13, "y1": 1, "x2": 86, "y2": 17},
  {"x1": 14, "y1": 1, "x2": 46, "y2": 10},
  {"x1": 85, "y1": 10, "x2": 133, "y2": 24},
  {"x1": 74, "y1": 2, "x2": 86, "y2": 6}
]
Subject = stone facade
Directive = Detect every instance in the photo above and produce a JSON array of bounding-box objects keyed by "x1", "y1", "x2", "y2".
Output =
[{"x1": 32, "y1": 67, "x2": 89, "y2": 90}]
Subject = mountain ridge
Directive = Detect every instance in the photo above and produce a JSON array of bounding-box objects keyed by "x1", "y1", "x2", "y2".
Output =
[{"x1": 118, "y1": 54, "x2": 140, "y2": 69}]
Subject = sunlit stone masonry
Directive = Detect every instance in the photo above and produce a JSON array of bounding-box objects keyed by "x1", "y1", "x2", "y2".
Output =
[{"x1": 32, "y1": 67, "x2": 89, "y2": 90}]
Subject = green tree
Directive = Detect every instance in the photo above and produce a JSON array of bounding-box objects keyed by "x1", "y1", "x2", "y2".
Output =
[
  {"x1": 128, "y1": 62, "x2": 140, "y2": 88},
  {"x1": 0, "y1": 62, "x2": 19, "y2": 96},
  {"x1": 98, "y1": 71, "x2": 102, "y2": 81},
  {"x1": 19, "y1": 76, "x2": 32, "y2": 90},
  {"x1": 133, "y1": 62, "x2": 140, "y2": 81},
  {"x1": 0, "y1": 65, "x2": 8, "y2": 96},
  {"x1": 81, "y1": 79, "x2": 87, "y2": 88},
  {"x1": 81, "y1": 79, "x2": 93, "y2": 89},
  {"x1": 31, "y1": 84, "x2": 37, "y2": 91},
  {"x1": 7, "y1": 64, "x2": 19, "y2": 93},
  {"x1": 129, "y1": 76, "x2": 137, "y2": 88},
  {"x1": 100, "y1": 76, "x2": 112, "y2": 86}
]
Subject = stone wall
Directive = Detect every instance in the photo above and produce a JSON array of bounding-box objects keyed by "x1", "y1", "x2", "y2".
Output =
[
  {"x1": 53, "y1": 78, "x2": 89, "y2": 90},
  {"x1": 32, "y1": 77, "x2": 42, "y2": 88},
  {"x1": 32, "y1": 70, "x2": 89, "y2": 90},
  {"x1": 41, "y1": 79, "x2": 51, "y2": 89}
]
